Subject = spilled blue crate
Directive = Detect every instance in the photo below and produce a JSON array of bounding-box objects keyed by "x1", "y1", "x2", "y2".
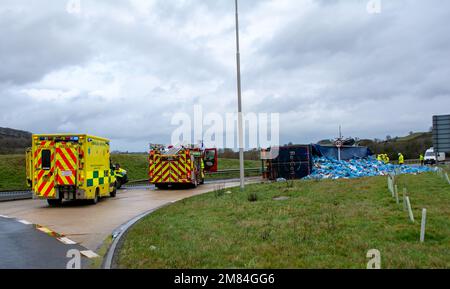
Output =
[{"x1": 305, "y1": 156, "x2": 433, "y2": 180}]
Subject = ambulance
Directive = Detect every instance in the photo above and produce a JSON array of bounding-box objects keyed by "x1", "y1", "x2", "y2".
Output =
[{"x1": 28, "y1": 134, "x2": 118, "y2": 206}]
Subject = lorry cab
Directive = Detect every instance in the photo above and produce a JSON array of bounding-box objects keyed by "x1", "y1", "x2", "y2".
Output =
[{"x1": 424, "y1": 147, "x2": 446, "y2": 165}]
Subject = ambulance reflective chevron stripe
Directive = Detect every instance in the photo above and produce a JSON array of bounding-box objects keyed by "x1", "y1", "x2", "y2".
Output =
[
  {"x1": 55, "y1": 147, "x2": 77, "y2": 186},
  {"x1": 86, "y1": 170, "x2": 110, "y2": 187},
  {"x1": 34, "y1": 140, "x2": 56, "y2": 198}
]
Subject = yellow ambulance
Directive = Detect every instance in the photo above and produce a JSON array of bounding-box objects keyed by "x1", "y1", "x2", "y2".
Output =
[{"x1": 29, "y1": 134, "x2": 117, "y2": 206}]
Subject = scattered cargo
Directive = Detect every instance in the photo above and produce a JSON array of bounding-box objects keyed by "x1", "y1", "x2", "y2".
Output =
[{"x1": 305, "y1": 157, "x2": 433, "y2": 180}]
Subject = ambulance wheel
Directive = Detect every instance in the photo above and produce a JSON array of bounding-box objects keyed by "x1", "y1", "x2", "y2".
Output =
[
  {"x1": 110, "y1": 183, "x2": 117, "y2": 198},
  {"x1": 91, "y1": 189, "x2": 100, "y2": 205},
  {"x1": 47, "y1": 199, "x2": 62, "y2": 207}
]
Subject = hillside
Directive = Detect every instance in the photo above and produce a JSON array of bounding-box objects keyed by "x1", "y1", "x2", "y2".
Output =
[
  {"x1": 0, "y1": 127, "x2": 32, "y2": 154},
  {"x1": 0, "y1": 154, "x2": 28, "y2": 191},
  {"x1": 358, "y1": 132, "x2": 432, "y2": 160}
]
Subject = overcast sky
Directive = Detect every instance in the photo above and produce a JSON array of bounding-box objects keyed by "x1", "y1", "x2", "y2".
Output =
[{"x1": 1, "y1": 0, "x2": 449, "y2": 151}]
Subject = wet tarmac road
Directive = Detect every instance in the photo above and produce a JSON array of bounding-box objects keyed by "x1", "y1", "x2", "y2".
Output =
[{"x1": 0, "y1": 217, "x2": 87, "y2": 269}]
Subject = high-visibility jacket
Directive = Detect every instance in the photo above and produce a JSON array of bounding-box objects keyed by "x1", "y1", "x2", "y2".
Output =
[
  {"x1": 200, "y1": 159, "x2": 205, "y2": 178},
  {"x1": 419, "y1": 154, "x2": 424, "y2": 161},
  {"x1": 399, "y1": 154, "x2": 404, "y2": 164}
]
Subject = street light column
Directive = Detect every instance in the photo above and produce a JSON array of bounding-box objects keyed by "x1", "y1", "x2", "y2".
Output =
[{"x1": 235, "y1": 0, "x2": 245, "y2": 190}]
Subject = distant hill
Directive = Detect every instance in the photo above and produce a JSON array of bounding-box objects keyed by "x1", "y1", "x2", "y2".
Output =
[
  {"x1": 358, "y1": 132, "x2": 432, "y2": 160},
  {"x1": 0, "y1": 127, "x2": 32, "y2": 154}
]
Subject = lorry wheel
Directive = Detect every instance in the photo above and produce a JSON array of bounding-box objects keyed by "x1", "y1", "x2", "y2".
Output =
[{"x1": 47, "y1": 199, "x2": 62, "y2": 207}]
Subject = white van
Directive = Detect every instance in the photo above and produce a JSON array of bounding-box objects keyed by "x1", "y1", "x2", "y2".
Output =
[{"x1": 424, "y1": 147, "x2": 446, "y2": 165}]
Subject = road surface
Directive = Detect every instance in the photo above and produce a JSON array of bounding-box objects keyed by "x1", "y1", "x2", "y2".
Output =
[{"x1": 0, "y1": 217, "x2": 87, "y2": 269}]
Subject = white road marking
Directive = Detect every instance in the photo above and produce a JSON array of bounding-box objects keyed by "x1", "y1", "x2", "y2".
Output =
[
  {"x1": 80, "y1": 250, "x2": 99, "y2": 259},
  {"x1": 57, "y1": 237, "x2": 77, "y2": 245},
  {"x1": 18, "y1": 220, "x2": 32, "y2": 225}
]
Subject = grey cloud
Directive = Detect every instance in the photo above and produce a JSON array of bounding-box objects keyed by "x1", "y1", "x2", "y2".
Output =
[
  {"x1": 0, "y1": 6, "x2": 93, "y2": 85},
  {"x1": 1, "y1": 0, "x2": 449, "y2": 150}
]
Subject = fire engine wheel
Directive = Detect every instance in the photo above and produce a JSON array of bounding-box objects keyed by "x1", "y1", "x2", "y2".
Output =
[
  {"x1": 156, "y1": 184, "x2": 169, "y2": 190},
  {"x1": 47, "y1": 199, "x2": 62, "y2": 207},
  {"x1": 192, "y1": 178, "x2": 198, "y2": 188}
]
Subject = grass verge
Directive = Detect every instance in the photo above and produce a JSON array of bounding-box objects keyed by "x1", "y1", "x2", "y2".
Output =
[
  {"x1": 116, "y1": 173, "x2": 450, "y2": 269},
  {"x1": 0, "y1": 154, "x2": 27, "y2": 191}
]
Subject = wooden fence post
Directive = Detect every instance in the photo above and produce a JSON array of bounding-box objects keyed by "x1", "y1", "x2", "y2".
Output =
[
  {"x1": 395, "y1": 185, "x2": 399, "y2": 205},
  {"x1": 420, "y1": 208, "x2": 427, "y2": 243},
  {"x1": 406, "y1": 196, "x2": 415, "y2": 223},
  {"x1": 402, "y1": 188, "x2": 407, "y2": 211}
]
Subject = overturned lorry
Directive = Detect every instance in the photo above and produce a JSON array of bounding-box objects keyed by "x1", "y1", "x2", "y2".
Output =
[{"x1": 261, "y1": 144, "x2": 373, "y2": 181}]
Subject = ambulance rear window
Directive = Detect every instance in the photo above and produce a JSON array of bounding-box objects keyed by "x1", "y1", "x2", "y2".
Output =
[{"x1": 42, "y1": 150, "x2": 51, "y2": 170}]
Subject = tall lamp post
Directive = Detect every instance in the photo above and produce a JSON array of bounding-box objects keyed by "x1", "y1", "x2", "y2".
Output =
[{"x1": 235, "y1": 0, "x2": 245, "y2": 190}]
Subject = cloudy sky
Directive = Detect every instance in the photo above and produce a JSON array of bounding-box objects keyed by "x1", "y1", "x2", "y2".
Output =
[{"x1": 1, "y1": 0, "x2": 449, "y2": 151}]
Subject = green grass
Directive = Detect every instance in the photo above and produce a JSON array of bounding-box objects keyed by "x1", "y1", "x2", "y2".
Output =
[
  {"x1": 111, "y1": 154, "x2": 149, "y2": 181},
  {"x1": 116, "y1": 173, "x2": 450, "y2": 269},
  {"x1": 0, "y1": 154, "x2": 28, "y2": 191},
  {"x1": 396, "y1": 132, "x2": 431, "y2": 142},
  {"x1": 210, "y1": 158, "x2": 261, "y2": 180},
  {"x1": 217, "y1": 158, "x2": 260, "y2": 170}
]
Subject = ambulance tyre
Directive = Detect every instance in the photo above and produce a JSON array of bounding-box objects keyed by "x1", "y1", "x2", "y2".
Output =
[
  {"x1": 47, "y1": 199, "x2": 62, "y2": 207},
  {"x1": 110, "y1": 183, "x2": 117, "y2": 198},
  {"x1": 90, "y1": 189, "x2": 100, "y2": 205}
]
